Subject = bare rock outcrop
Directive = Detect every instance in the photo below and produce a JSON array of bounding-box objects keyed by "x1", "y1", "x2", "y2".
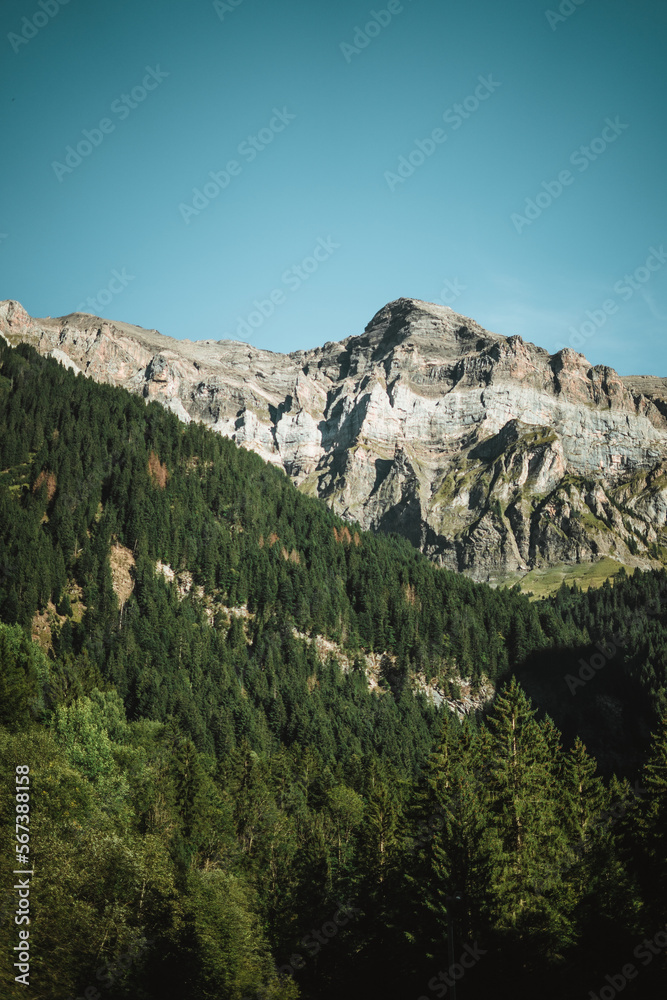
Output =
[{"x1": 3, "y1": 296, "x2": 667, "y2": 583}]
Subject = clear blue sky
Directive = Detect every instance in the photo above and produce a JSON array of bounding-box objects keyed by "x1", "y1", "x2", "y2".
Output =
[{"x1": 1, "y1": 0, "x2": 666, "y2": 374}]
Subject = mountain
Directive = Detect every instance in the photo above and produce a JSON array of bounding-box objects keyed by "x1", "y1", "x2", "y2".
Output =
[
  {"x1": 3, "y1": 296, "x2": 667, "y2": 585},
  {"x1": 1, "y1": 335, "x2": 667, "y2": 1000}
]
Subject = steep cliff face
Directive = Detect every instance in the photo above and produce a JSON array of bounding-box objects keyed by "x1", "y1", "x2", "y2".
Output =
[{"x1": 3, "y1": 296, "x2": 667, "y2": 583}]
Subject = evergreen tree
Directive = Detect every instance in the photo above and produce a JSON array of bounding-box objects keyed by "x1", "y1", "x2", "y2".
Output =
[
  {"x1": 484, "y1": 679, "x2": 574, "y2": 970},
  {"x1": 0, "y1": 624, "x2": 39, "y2": 729},
  {"x1": 634, "y1": 715, "x2": 667, "y2": 927}
]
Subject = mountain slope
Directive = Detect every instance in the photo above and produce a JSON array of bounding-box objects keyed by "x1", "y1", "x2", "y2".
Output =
[
  {"x1": 3, "y1": 297, "x2": 667, "y2": 584},
  {"x1": 1, "y1": 338, "x2": 667, "y2": 1000}
]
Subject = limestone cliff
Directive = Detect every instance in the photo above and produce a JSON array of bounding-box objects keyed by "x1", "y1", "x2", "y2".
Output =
[{"x1": 3, "y1": 296, "x2": 667, "y2": 583}]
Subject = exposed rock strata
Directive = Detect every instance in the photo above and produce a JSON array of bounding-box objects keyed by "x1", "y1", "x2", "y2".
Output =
[{"x1": 3, "y1": 296, "x2": 667, "y2": 583}]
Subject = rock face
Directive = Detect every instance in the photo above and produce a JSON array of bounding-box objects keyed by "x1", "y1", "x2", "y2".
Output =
[{"x1": 3, "y1": 296, "x2": 667, "y2": 583}]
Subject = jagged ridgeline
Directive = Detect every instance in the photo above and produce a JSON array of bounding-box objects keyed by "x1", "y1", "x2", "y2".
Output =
[
  {"x1": 1, "y1": 340, "x2": 667, "y2": 1000},
  {"x1": 0, "y1": 338, "x2": 548, "y2": 748},
  {"x1": 6, "y1": 296, "x2": 667, "y2": 588},
  {"x1": 1, "y1": 339, "x2": 667, "y2": 753}
]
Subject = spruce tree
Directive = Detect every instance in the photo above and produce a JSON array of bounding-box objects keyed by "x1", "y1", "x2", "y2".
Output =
[
  {"x1": 484, "y1": 679, "x2": 574, "y2": 967},
  {"x1": 634, "y1": 715, "x2": 667, "y2": 927}
]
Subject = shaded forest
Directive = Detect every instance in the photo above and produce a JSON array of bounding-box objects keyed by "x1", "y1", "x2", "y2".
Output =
[{"x1": 0, "y1": 341, "x2": 665, "y2": 999}]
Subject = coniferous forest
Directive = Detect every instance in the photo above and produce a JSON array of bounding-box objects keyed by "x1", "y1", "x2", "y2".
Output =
[{"x1": 0, "y1": 340, "x2": 666, "y2": 999}]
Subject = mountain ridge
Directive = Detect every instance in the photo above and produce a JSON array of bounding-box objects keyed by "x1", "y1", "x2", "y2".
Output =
[{"x1": 3, "y1": 295, "x2": 667, "y2": 585}]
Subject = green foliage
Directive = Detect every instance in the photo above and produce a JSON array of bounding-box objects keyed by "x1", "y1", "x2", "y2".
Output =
[
  {"x1": 0, "y1": 623, "x2": 41, "y2": 729},
  {"x1": 0, "y1": 341, "x2": 666, "y2": 998}
]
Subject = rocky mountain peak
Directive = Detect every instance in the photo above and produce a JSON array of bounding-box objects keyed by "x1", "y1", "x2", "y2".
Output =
[
  {"x1": 0, "y1": 299, "x2": 31, "y2": 336},
  {"x1": 359, "y1": 296, "x2": 502, "y2": 361},
  {"x1": 3, "y1": 296, "x2": 667, "y2": 586}
]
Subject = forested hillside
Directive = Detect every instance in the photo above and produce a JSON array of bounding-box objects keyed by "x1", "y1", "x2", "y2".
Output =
[{"x1": 0, "y1": 341, "x2": 666, "y2": 999}]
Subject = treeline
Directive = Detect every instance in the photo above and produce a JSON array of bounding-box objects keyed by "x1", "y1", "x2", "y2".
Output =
[
  {"x1": 0, "y1": 341, "x2": 665, "y2": 997},
  {"x1": 0, "y1": 341, "x2": 580, "y2": 670}
]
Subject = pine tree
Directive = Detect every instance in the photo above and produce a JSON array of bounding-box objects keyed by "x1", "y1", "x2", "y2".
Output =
[
  {"x1": 634, "y1": 715, "x2": 667, "y2": 926},
  {"x1": 562, "y1": 736, "x2": 607, "y2": 846},
  {"x1": 484, "y1": 679, "x2": 574, "y2": 967},
  {"x1": 406, "y1": 713, "x2": 492, "y2": 964},
  {"x1": 0, "y1": 625, "x2": 38, "y2": 729}
]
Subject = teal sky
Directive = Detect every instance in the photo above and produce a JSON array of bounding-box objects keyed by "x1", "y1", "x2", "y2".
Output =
[{"x1": 1, "y1": 0, "x2": 666, "y2": 374}]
